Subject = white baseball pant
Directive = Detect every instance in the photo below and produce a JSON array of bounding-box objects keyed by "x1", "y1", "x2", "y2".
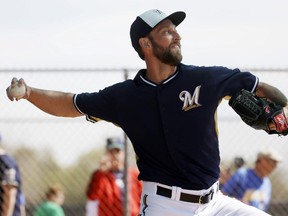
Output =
[{"x1": 138, "y1": 181, "x2": 270, "y2": 216}]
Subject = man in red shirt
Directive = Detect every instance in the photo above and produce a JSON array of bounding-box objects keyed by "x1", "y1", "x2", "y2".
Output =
[{"x1": 85, "y1": 138, "x2": 142, "y2": 216}]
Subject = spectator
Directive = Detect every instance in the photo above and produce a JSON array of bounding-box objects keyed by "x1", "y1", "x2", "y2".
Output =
[
  {"x1": 34, "y1": 184, "x2": 65, "y2": 216},
  {"x1": 221, "y1": 149, "x2": 282, "y2": 212},
  {"x1": 0, "y1": 134, "x2": 26, "y2": 216},
  {"x1": 85, "y1": 138, "x2": 142, "y2": 216}
]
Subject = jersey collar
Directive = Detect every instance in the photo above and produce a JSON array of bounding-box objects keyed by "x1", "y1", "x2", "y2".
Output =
[{"x1": 137, "y1": 66, "x2": 180, "y2": 87}]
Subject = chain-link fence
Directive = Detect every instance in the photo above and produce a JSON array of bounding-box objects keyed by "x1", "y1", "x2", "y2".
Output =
[{"x1": 0, "y1": 68, "x2": 288, "y2": 216}]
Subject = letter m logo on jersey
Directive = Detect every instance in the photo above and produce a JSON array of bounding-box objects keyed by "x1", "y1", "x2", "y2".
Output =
[{"x1": 179, "y1": 85, "x2": 202, "y2": 111}]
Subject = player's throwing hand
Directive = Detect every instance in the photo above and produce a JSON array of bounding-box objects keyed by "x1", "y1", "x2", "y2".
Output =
[{"x1": 6, "y1": 77, "x2": 29, "y2": 101}]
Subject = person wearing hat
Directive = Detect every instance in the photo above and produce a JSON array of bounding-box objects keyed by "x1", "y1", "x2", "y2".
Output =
[
  {"x1": 221, "y1": 149, "x2": 282, "y2": 212},
  {"x1": 85, "y1": 138, "x2": 142, "y2": 216},
  {"x1": 0, "y1": 134, "x2": 26, "y2": 216},
  {"x1": 6, "y1": 8, "x2": 288, "y2": 216}
]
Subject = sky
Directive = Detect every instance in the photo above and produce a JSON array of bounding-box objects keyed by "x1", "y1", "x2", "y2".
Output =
[
  {"x1": 0, "y1": 0, "x2": 287, "y2": 69},
  {"x1": 0, "y1": 0, "x2": 288, "y2": 166}
]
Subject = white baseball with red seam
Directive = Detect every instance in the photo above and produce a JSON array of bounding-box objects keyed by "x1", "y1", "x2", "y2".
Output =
[{"x1": 9, "y1": 83, "x2": 26, "y2": 99}]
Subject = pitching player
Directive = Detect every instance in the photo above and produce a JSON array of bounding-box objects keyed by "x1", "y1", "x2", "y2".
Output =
[{"x1": 6, "y1": 9, "x2": 288, "y2": 216}]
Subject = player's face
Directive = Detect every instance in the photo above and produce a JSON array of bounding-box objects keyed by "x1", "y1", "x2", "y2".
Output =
[{"x1": 148, "y1": 19, "x2": 182, "y2": 66}]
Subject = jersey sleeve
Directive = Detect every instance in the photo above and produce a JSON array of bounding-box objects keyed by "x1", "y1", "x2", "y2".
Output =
[
  {"x1": 211, "y1": 67, "x2": 259, "y2": 99},
  {"x1": 0, "y1": 155, "x2": 20, "y2": 187},
  {"x1": 73, "y1": 81, "x2": 130, "y2": 124},
  {"x1": 1, "y1": 168, "x2": 19, "y2": 187}
]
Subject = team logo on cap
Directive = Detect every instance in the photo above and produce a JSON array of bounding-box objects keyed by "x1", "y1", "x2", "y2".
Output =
[
  {"x1": 153, "y1": 9, "x2": 163, "y2": 15},
  {"x1": 179, "y1": 85, "x2": 202, "y2": 111}
]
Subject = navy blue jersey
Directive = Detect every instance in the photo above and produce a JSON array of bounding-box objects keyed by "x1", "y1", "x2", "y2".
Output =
[
  {"x1": 75, "y1": 63, "x2": 258, "y2": 190},
  {"x1": 0, "y1": 154, "x2": 24, "y2": 216}
]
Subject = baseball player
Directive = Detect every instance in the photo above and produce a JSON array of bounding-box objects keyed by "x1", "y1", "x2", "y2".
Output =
[
  {"x1": 0, "y1": 135, "x2": 26, "y2": 216},
  {"x1": 6, "y1": 9, "x2": 288, "y2": 216}
]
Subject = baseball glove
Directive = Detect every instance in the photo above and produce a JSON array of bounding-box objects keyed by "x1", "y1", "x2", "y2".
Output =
[{"x1": 229, "y1": 89, "x2": 288, "y2": 136}]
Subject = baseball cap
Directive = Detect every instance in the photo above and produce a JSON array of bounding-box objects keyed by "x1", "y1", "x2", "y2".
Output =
[
  {"x1": 130, "y1": 9, "x2": 186, "y2": 52},
  {"x1": 106, "y1": 138, "x2": 124, "y2": 150},
  {"x1": 257, "y1": 148, "x2": 283, "y2": 162}
]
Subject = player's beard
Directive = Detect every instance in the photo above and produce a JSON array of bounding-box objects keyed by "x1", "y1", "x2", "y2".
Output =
[{"x1": 149, "y1": 36, "x2": 182, "y2": 66}]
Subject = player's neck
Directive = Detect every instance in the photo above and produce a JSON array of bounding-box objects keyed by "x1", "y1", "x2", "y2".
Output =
[{"x1": 145, "y1": 61, "x2": 177, "y2": 84}]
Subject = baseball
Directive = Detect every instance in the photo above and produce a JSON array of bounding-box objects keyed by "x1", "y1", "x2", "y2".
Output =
[{"x1": 9, "y1": 84, "x2": 26, "y2": 99}]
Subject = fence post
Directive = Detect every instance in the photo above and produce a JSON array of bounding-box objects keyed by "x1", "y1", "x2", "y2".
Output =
[{"x1": 123, "y1": 69, "x2": 130, "y2": 216}]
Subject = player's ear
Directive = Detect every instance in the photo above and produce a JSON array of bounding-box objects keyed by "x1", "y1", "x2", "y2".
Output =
[{"x1": 139, "y1": 38, "x2": 151, "y2": 49}]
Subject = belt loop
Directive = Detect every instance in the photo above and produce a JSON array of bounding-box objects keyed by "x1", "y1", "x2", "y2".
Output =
[
  {"x1": 171, "y1": 186, "x2": 177, "y2": 200},
  {"x1": 213, "y1": 181, "x2": 219, "y2": 193},
  {"x1": 174, "y1": 187, "x2": 181, "y2": 201}
]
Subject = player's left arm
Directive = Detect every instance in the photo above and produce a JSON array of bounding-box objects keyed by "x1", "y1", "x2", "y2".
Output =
[
  {"x1": 256, "y1": 82, "x2": 288, "y2": 131},
  {"x1": 255, "y1": 82, "x2": 288, "y2": 107},
  {"x1": 229, "y1": 81, "x2": 288, "y2": 134}
]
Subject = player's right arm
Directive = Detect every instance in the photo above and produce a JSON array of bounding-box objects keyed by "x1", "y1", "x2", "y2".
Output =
[{"x1": 6, "y1": 77, "x2": 82, "y2": 118}]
